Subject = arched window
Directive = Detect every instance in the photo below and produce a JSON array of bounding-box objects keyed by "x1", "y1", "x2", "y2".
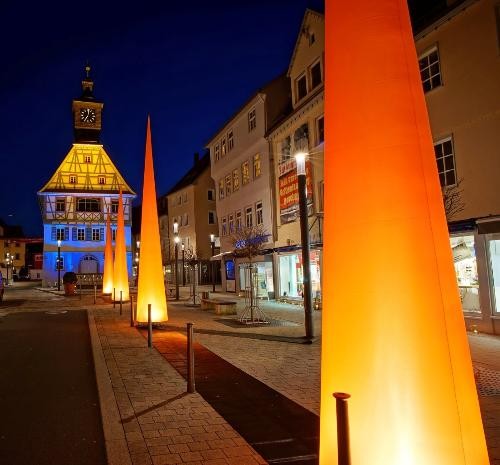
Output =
[{"x1": 76, "y1": 198, "x2": 101, "y2": 212}]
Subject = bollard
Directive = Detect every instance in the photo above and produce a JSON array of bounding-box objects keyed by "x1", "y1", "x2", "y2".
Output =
[
  {"x1": 130, "y1": 294, "x2": 134, "y2": 327},
  {"x1": 187, "y1": 323, "x2": 195, "y2": 393},
  {"x1": 113, "y1": 288, "x2": 116, "y2": 308},
  {"x1": 120, "y1": 290, "x2": 123, "y2": 316},
  {"x1": 94, "y1": 284, "x2": 97, "y2": 304},
  {"x1": 147, "y1": 304, "x2": 152, "y2": 348},
  {"x1": 333, "y1": 392, "x2": 351, "y2": 465}
]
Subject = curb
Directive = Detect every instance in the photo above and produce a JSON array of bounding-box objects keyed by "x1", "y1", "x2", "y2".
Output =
[{"x1": 87, "y1": 308, "x2": 132, "y2": 465}]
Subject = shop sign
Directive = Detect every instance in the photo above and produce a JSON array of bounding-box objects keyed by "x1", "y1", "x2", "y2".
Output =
[{"x1": 279, "y1": 161, "x2": 313, "y2": 224}]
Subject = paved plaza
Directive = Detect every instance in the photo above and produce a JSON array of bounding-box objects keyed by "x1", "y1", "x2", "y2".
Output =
[{"x1": 1, "y1": 282, "x2": 500, "y2": 464}]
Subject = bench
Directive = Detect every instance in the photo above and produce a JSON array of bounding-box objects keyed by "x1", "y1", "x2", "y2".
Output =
[{"x1": 201, "y1": 298, "x2": 237, "y2": 315}]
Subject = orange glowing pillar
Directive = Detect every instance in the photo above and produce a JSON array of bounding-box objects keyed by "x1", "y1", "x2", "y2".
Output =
[
  {"x1": 320, "y1": 1, "x2": 489, "y2": 464},
  {"x1": 112, "y1": 189, "x2": 130, "y2": 302},
  {"x1": 102, "y1": 208, "x2": 114, "y2": 295},
  {"x1": 136, "y1": 117, "x2": 167, "y2": 323}
]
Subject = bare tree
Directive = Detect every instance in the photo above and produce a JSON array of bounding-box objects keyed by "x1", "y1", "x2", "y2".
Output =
[
  {"x1": 184, "y1": 246, "x2": 200, "y2": 305},
  {"x1": 443, "y1": 178, "x2": 465, "y2": 221},
  {"x1": 229, "y1": 225, "x2": 270, "y2": 323}
]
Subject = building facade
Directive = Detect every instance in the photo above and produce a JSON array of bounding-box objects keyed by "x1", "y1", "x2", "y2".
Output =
[
  {"x1": 414, "y1": 0, "x2": 500, "y2": 333},
  {"x1": 164, "y1": 152, "x2": 219, "y2": 285},
  {"x1": 38, "y1": 66, "x2": 136, "y2": 286},
  {"x1": 207, "y1": 75, "x2": 291, "y2": 295},
  {"x1": 268, "y1": 9, "x2": 325, "y2": 301}
]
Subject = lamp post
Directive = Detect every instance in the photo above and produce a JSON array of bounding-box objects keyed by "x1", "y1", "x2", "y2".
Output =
[
  {"x1": 295, "y1": 151, "x2": 314, "y2": 340},
  {"x1": 174, "y1": 221, "x2": 179, "y2": 300},
  {"x1": 210, "y1": 233, "x2": 216, "y2": 293},
  {"x1": 135, "y1": 240, "x2": 140, "y2": 282},
  {"x1": 5, "y1": 253, "x2": 11, "y2": 286},
  {"x1": 57, "y1": 239, "x2": 62, "y2": 291},
  {"x1": 182, "y1": 243, "x2": 186, "y2": 286}
]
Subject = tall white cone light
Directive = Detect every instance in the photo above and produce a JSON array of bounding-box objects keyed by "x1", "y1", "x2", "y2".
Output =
[
  {"x1": 136, "y1": 116, "x2": 168, "y2": 323},
  {"x1": 320, "y1": 0, "x2": 489, "y2": 464},
  {"x1": 112, "y1": 188, "x2": 130, "y2": 302}
]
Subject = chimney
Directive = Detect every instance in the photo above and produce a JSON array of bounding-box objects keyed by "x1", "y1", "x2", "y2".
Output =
[{"x1": 193, "y1": 152, "x2": 200, "y2": 165}]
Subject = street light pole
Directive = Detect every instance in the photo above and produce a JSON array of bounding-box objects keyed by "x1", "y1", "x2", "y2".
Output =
[
  {"x1": 174, "y1": 221, "x2": 179, "y2": 300},
  {"x1": 182, "y1": 243, "x2": 185, "y2": 286},
  {"x1": 57, "y1": 239, "x2": 62, "y2": 291},
  {"x1": 5, "y1": 253, "x2": 10, "y2": 286},
  {"x1": 295, "y1": 151, "x2": 314, "y2": 340},
  {"x1": 210, "y1": 234, "x2": 215, "y2": 293}
]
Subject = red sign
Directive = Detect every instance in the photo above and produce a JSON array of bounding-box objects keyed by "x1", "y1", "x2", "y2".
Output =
[{"x1": 278, "y1": 161, "x2": 313, "y2": 224}]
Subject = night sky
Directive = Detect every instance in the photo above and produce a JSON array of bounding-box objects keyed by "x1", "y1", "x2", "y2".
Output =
[{"x1": 0, "y1": 0, "x2": 443, "y2": 237}]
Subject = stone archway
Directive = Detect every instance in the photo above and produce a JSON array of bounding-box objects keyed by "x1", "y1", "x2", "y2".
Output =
[{"x1": 80, "y1": 255, "x2": 99, "y2": 274}]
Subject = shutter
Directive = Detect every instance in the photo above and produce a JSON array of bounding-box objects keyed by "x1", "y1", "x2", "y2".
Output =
[
  {"x1": 51, "y1": 226, "x2": 56, "y2": 241},
  {"x1": 85, "y1": 227, "x2": 92, "y2": 241},
  {"x1": 64, "y1": 227, "x2": 70, "y2": 241},
  {"x1": 100, "y1": 228, "x2": 104, "y2": 242},
  {"x1": 72, "y1": 227, "x2": 77, "y2": 241}
]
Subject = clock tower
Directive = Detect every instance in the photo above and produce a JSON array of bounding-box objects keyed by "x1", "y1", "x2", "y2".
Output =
[{"x1": 72, "y1": 64, "x2": 103, "y2": 144}]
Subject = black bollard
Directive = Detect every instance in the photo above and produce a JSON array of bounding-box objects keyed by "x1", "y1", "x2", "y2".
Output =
[
  {"x1": 187, "y1": 323, "x2": 195, "y2": 393},
  {"x1": 333, "y1": 392, "x2": 351, "y2": 465},
  {"x1": 147, "y1": 304, "x2": 152, "y2": 348},
  {"x1": 113, "y1": 288, "x2": 116, "y2": 308},
  {"x1": 130, "y1": 294, "x2": 134, "y2": 327},
  {"x1": 120, "y1": 290, "x2": 123, "y2": 316}
]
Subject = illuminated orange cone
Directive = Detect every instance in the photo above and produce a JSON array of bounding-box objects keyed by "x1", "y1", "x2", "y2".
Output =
[
  {"x1": 112, "y1": 189, "x2": 130, "y2": 302},
  {"x1": 136, "y1": 117, "x2": 167, "y2": 323},
  {"x1": 102, "y1": 208, "x2": 114, "y2": 295},
  {"x1": 320, "y1": 1, "x2": 489, "y2": 464}
]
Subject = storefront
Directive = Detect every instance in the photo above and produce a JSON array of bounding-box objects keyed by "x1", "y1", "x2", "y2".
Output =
[
  {"x1": 277, "y1": 249, "x2": 321, "y2": 300},
  {"x1": 238, "y1": 259, "x2": 275, "y2": 299}
]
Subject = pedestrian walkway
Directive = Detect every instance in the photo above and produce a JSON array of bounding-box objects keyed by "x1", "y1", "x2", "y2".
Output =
[{"x1": 143, "y1": 328, "x2": 319, "y2": 464}]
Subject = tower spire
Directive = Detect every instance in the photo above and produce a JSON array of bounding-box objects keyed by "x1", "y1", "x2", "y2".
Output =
[{"x1": 81, "y1": 62, "x2": 94, "y2": 98}]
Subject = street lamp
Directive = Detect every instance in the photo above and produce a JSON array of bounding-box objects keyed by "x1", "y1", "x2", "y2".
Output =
[
  {"x1": 5, "y1": 253, "x2": 11, "y2": 286},
  {"x1": 135, "y1": 240, "x2": 140, "y2": 280},
  {"x1": 295, "y1": 151, "x2": 314, "y2": 340},
  {"x1": 210, "y1": 233, "x2": 216, "y2": 293},
  {"x1": 57, "y1": 239, "x2": 62, "y2": 291},
  {"x1": 181, "y1": 243, "x2": 186, "y2": 286},
  {"x1": 173, "y1": 221, "x2": 179, "y2": 300}
]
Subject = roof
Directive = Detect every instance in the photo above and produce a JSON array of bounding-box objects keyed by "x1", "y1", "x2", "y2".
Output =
[
  {"x1": 165, "y1": 151, "x2": 211, "y2": 196},
  {"x1": 411, "y1": 0, "x2": 474, "y2": 36},
  {"x1": 0, "y1": 219, "x2": 24, "y2": 238}
]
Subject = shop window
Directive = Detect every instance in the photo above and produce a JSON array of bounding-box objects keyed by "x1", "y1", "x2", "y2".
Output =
[
  {"x1": 488, "y1": 234, "x2": 500, "y2": 314},
  {"x1": 434, "y1": 137, "x2": 456, "y2": 187},
  {"x1": 419, "y1": 46, "x2": 442, "y2": 93},
  {"x1": 279, "y1": 251, "x2": 321, "y2": 298},
  {"x1": 451, "y1": 235, "x2": 480, "y2": 314}
]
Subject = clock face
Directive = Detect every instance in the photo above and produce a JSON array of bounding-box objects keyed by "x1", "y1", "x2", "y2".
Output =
[{"x1": 80, "y1": 108, "x2": 96, "y2": 123}]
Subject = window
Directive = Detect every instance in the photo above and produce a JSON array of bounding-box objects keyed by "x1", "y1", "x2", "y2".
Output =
[
  {"x1": 84, "y1": 155, "x2": 92, "y2": 163},
  {"x1": 242, "y1": 161, "x2": 250, "y2": 185},
  {"x1": 222, "y1": 217, "x2": 228, "y2": 236},
  {"x1": 419, "y1": 46, "x2": 442, "y2": 93},
  {"x1": 225, "y1": 175, "x2": 232, "y2": 197},
  {"x1": 111, "y1": 200, "x2": 119, "y2": 214},
  {"x1": 219, "y1": 179, "x2": 225, "y2": 199},
  {"x1": 215, "y1": 144, "x2": 220, "y2": 161},
  {"x1": 280, "y1": 136, "x2": 291, "y2": 162},
  {"x1": 15, "y1": 253, "x2": 20, "y2": 260},
  {"x1": 319, "y1": 181, "x2": 325, "y2": 212},
  {"x1": 236, "y1": 210, "x2": 242, "y2": 230},
  {"x1": 434, "y1": 137, "x2": 456, "y2": 187},
  {"x1": 182, "y1": 192, "x2": 188, "y2": 203},
  {"x1": 228, "y1": 130, "x2": 234, "y2": 151},
  {"x1": 221, "y1": 137, "x2": 227, "y2": 156},
  {"x1": 229, "y1": 214, "x2": 234, "y2": 233},
  {"x1": 310, "y1": 61, "x2": 322, "y2": 90},
  {"x1": 177, "y1": 195, "x2": 182, "y2": 205},
  {"x1": 77, "y1": 228, "x2": 85, "y2": 241},
  {"x1": 183, "y1": 213, "x2": 189, "y2": 226},
  {"x1": 98, "y1": 176, "x2": 106, "y2": 185},
  {"x1": 208, "y1": 211, "x2": 216, "y2": 225},
  {"x1": 55, "y1": 198, "x2": 66, "y2": 212},
  {"x1": 296, "y1": 74, "x2": 307, "y2": 101},
  {"x1": 253, "y1": 154, "x2": 261, "y2": 178},
  {"x1": 76, "y1": 198, "x2": 100, "y2": 212},
  {"x1": 92, "y1": 228, "x2": 101, "y2": 241},
  {"x1": 56, "y1": 228, "x2": 65, "y2": 241},
  {"x1": 55, "y1": 256, "x2": 64, "y2": 271},
  {"x1": 233, "y1": 169, "x2": 240, "y2": 191},
  {"x1": 309, "y1": 32, "x2": 316, "y2": 46},
  {"x1": 112, "y1": 229, "x2": 117, "y2": 241},
  {"x1": 69, "y1": 175, "x2": 77, "y2": 184},
  {"x1": 294, "y1": 123, "x2": 309, "y2": 152},
  {"x1": 248, "y1": 108, "x2": 256, "y2": 132},
  {"x1": 245, "y1": 207, "x2": 253, "y2": 227},
  {"x1": 208, "y1": 189, "x2": 215, "y2": 201},
  {"x1": 317, "y1": 116, "x2": 324, "y2": 145},
  {"x1": 256, "y1": 201, "x2": 263, "y2": 225}
]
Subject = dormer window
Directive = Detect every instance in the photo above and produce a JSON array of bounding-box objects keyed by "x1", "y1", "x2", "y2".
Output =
[
  {"x1": 69, "y1": 175, "x2": 77, "y2": 184},
  {"x1": 296, "y1": 74, "x2": 307, "y2": 102},
  {"x1": 98, "y1": 176, "x2": 106, "y2": 185},
  {"x1": 84, "y1": 155, "x2": 92, "y2": 163}
]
